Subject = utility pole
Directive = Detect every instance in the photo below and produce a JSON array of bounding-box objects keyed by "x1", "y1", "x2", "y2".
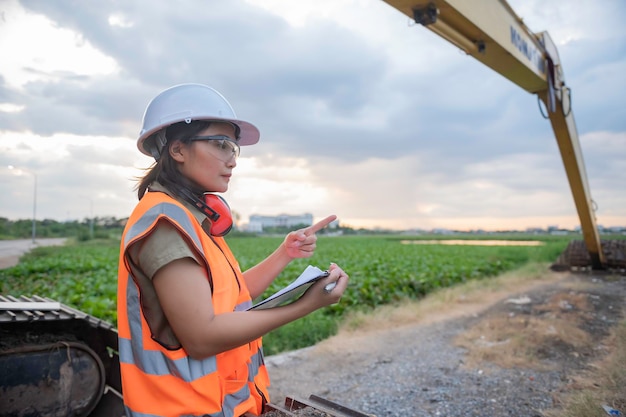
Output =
[{"x1": 8, "y1": 165, "x2": 37, "y2": 244}]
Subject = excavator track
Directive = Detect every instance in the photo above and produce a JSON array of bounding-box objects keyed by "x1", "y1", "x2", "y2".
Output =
[
  {"x1": 551, "y1": 239, "x2": 626, "y2": 274},
  {"x1": 0, "y1": 295, "x2": 124, "y2": 417}
]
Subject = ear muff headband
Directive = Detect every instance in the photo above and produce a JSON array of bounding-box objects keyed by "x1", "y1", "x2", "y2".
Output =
[{"x1": 173, "y1": 187, "x2": 233, "y2": 236}]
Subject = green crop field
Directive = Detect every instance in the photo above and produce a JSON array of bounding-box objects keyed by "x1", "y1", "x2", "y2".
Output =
[{"x1": 0, "y1": 234, "x2": 572, "y2": 354}]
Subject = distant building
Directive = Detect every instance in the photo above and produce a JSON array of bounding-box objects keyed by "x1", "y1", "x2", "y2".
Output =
[{"x1": 246, "y1": 213, "x2": 314, "y2": 232}]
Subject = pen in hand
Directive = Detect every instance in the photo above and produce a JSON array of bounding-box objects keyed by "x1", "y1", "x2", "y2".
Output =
[{"x1": 324, "y1": 282, "x2": 337, "y2": 293}]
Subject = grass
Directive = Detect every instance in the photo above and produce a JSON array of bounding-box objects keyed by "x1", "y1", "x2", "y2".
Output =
[
  {"x1": 0, "y1": 233, "x2": 591, "y2": 356},
  {"x1": 338, "y1": 262, "x2": 555, "y2": 331}
]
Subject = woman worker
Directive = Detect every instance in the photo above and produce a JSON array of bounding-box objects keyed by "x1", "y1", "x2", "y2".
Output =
[{"x1": 117, "y1": 83, "x2": 349, "y2": 417}]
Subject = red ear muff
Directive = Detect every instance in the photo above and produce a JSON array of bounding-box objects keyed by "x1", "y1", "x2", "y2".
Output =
[
  {"x1": 168, "y1": 186, "x2": 234, "y2": 236},
  {"x1": 203, "y1": 194, "x2": 233, "y2": 236}
]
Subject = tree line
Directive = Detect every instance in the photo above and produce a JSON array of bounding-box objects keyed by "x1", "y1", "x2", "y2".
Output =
[
  {"x1": 0, "y1": 217, "x2": 124, "y2": 241},
  {"x1": 0, "y1": 216, "x2": 380, "y2": 242}
]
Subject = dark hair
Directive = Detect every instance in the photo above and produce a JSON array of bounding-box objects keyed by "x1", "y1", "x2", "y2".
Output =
[{"x1": 136, "y1": 120, "x2": 212, "y2": 199}]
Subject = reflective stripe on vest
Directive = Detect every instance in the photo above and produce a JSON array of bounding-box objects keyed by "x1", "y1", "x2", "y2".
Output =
[
  {"x1": 119, "y1": 281, "x2": 218, "y2": 381},
  {"x1": 118, "y1": 194, "x2": 269, "y2": 417},
  {"x1": 123, "y1": 202, "x2": 202, "y2": 251}
]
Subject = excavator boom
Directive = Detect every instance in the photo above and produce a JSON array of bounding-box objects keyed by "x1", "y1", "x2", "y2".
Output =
[{"x1": 382, "y1": 0, "x2": 610, "y2": 269}]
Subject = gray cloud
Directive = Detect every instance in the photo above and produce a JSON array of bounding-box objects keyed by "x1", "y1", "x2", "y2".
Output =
[{"x1": 1, "y1": 0, "x2": 624, "y2": 230}]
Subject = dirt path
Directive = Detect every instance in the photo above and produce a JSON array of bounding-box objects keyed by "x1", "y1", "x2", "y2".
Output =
[
  {"x1": 265, "y1": 269, "x2": 626, "y2": 416},
  {"x1": 0, "y1": 256, "x2": 21, "y2": 270},
  {"x1": 0, "y1": 238, "x2": 67, "y2": 269}
]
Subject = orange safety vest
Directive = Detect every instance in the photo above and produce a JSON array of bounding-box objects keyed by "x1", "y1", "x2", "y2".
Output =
[{"x1": 117, "y1": 191, "x2": 270, "y2": 417}]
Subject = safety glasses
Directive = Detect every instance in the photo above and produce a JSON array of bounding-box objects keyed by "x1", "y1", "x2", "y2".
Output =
[{"x1": 188, "y1": 135, "x2": 241, "y2": 161}]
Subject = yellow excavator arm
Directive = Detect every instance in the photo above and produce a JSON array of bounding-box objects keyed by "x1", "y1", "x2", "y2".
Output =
[{"x1": 381, "y1": 0, "x2": 606, "y2": 269}]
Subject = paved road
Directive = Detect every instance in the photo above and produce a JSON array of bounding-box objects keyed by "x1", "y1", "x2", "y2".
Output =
[{"x1": 0, "y1": 238, "x2": 67, "y2": 268}]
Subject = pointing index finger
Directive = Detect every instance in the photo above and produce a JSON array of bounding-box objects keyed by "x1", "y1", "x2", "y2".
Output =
[{"x1": 304, "y1": 215, "x2": 337, "y2": 235}]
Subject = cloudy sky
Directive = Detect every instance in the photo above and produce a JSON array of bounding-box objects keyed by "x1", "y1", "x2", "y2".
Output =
[{"x1": 1, "y1": 0, "x2": 624, "y2": 232}]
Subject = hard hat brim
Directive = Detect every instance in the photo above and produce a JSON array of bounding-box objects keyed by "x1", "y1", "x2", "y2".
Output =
[{"x1": 136, "y1": 83, "x2": 261, "y2": 157}]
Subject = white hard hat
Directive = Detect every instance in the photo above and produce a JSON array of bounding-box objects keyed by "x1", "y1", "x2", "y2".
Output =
[{"x1": 137, "y1": 83, "x2": 260, "y2": 157}]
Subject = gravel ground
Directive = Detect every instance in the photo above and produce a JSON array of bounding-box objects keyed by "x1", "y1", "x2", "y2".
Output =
[{"x1": 265, "y1": 272, "x2": 626, "y2": 417}]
